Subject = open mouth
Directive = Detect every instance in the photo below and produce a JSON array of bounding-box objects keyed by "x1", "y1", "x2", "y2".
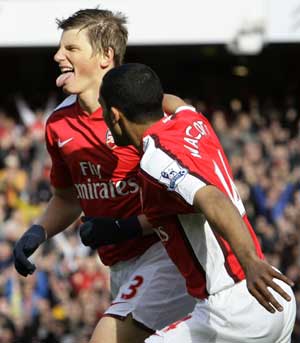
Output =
[
  {"x1": 60, "y1": 67, "x2": 74, "y2": 74},
  {"x1": 56, "y1": 68, "x2": 75, "y2": 87}
]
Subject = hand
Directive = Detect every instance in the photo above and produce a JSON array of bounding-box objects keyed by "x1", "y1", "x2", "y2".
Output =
[
  {"x1": 79, "y1": 216, "x2": 142, "y2": 249},
  {"x1": 79, "y1": 217, "x2": 102, "y2": 249},
  {"x1": 13, "y1": 225, "x2": 46, "y2": 277},
  {"x1": 245, "y1": 258, "x2": 294, "y2": 313}
]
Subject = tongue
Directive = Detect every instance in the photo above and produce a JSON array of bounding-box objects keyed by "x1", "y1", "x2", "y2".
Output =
[{"x1": 56, "y1": 72, "x2": 74, "y2": 87}]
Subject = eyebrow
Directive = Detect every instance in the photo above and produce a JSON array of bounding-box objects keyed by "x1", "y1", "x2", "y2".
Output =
[{"x1": 64, "y1": 44, "x2": 80, "y2": 49}]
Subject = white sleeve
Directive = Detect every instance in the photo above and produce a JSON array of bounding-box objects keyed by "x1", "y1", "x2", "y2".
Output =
[{"x1": 141, "y1": 135, "x2": 206, "y2": 205}]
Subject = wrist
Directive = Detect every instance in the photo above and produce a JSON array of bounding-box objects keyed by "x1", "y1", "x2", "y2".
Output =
[
  {"x1": 237, "y1": 250, "x2": 260, "y2": 271},
  {"x1": 29, "y1": 224, "x2": 47, "y2": 243}
]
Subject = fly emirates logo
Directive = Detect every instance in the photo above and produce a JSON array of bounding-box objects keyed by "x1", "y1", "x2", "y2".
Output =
[{"x1": 74, "y1": 161, "x2": 139, "y2": 200}]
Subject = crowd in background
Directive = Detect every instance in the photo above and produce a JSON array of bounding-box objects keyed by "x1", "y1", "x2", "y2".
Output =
[
  {"x1": 0, "y1": 93, "x2": 299, "y2": 342},
  {"x1": 0, "y1": 95, "x2": 111, "y2": 342}
]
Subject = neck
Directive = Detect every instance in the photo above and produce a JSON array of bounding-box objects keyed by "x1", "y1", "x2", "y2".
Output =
[
  {"x1": 125, "y1": 121, "x2": 156, "y2": 152},
  {"x1": 77, "y1": 66, "x2": 113, "y2": 114},
  {"x1": 78, "y1": 87, "x2": 101, "y2": 114}
]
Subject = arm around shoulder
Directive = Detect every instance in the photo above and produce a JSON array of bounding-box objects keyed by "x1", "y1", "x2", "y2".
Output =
[
  {"x1": 193, "y1": 185, "x2": 294, "y2": 313},
  {"x1": 162, "y1": 94, "x2": 188, "y2": 114}
]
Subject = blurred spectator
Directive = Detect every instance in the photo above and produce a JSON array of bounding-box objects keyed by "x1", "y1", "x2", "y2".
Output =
[{"x1": 0, "y1": 313, "x2": 17, "y2": 343}]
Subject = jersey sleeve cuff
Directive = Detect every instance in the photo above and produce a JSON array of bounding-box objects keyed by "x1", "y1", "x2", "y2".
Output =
[
  {"x1": 176, "y1": 173, "x2": 207, "y2": 205},
  {"x1": 175, "y1": 105, "x2": 196, "y2": 113}
]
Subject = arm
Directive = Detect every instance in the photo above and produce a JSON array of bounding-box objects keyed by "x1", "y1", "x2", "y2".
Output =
[
  {"x1": 36, "y1": 186, "x2": 81, "y2": 238},
  {"x1": 13, "y1": 186, "x2": 81, "y2": 276},
  {"x1": 162, "y1": 94, "x2": 187, "y2": 114},
  {"x1": 194, "y1": 185, "x2": 294, "y2": 313},
  {"x1": 15, "y1": 95, "x2": 36, "y2": 127}
]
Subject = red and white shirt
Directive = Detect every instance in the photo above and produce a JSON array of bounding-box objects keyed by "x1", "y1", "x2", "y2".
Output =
[
  {"x1": 46, "y1": 95, "x2": 158, "y2": 266},
  {"x1": 139, "y1": 106, "x2": 264, "y2": 299}
]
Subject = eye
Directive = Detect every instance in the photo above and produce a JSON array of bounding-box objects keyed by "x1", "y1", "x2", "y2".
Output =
[{"x1": 66, "y1": 45, "x2": 79, "y2": 52}]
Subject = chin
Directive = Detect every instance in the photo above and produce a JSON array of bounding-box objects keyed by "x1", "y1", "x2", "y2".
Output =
[
  {"x1": 62, "y1": 85, "x2": 73, "y2": 95},
  {"x1": 62, "y1": 87, "x2": 72, "y2": 95},
  {"x1": 62, "y1": 83, "x2": 81, "y2": 95}
]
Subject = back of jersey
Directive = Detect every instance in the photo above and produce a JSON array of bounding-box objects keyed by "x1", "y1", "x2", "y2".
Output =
[{"x1": 140, "y1": 107, "x2": 263, "y2": 298}]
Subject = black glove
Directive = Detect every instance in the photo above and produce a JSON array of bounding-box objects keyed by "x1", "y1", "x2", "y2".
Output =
[
  {"x1": 79, "y1": 216, "x2": 143, "y2": 249},
  {"x1": 13, "y1": 224, "x2": 46, "y2": 277}
]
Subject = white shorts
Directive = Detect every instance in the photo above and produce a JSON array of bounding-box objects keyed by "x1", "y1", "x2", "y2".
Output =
[
  {"x1": 145, "y1": 279, "x2": 296, "y2": 343},
  {"x1": 104, "y1": 241, "x2": 196, "y2": 331}
]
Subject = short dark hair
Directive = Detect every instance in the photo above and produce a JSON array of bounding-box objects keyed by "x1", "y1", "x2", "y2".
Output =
[
  {"x1": 56, "y1": 8, "x2": 128, "y2": 66},
  {"x1": 100, "y1": 63, "x2": 164, "y2": 123}
]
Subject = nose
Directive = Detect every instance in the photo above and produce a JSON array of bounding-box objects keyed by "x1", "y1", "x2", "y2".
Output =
[{"x1": 54, "y1": 47, "x2": 64, "y2": 63}]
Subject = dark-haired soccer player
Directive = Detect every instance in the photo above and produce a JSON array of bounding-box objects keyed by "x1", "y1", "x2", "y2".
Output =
[
  {"x1": 98, "y1": 63, "x2": 296, "y2": 342},
  {"x1": 13, "y1": 9, "x2": 195, "y2": 343}
]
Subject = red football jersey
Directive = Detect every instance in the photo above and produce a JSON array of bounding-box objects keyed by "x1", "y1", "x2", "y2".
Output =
[
  {"x1": 46, "y1": 95, "x2": 158, "y2": 266},
  {"x1": 139, "y1": 106, "x2": 264, "y2": 299}
]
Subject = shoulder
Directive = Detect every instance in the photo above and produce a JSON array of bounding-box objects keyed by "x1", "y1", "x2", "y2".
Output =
[
  {"x1": 46, "y1": 95, "x2": 77, "y2": 124},
  {"x1": 141, "y1": 135, "x2": 184, "y2": 180},
  {"x1": 53, "y1": 94, "x2": 77, "y2": 113}
]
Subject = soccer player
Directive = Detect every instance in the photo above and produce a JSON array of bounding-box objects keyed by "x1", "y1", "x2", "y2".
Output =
[
  {"x1": 12, "y1": 9, "x2": 195, "y2": 343},
  {"x1": 98, "y1": 63, "x2": 297, "y2": 343}
]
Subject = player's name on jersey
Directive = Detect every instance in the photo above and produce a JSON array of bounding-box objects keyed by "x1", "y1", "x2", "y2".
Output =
[
  {"x1": 74, "y1": 177, "x2": 139, "y2": 200},
  {"x1": 183, "y1": 120, "x2": 209, "y2": 158}
]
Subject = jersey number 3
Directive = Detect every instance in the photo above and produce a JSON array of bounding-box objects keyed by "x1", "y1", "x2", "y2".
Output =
[{"x1": 121, "y1": 275, "x2": 144, "y2": 300}]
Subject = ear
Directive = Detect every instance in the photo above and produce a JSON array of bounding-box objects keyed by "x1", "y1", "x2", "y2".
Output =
[
  {"x1": 110, "y1": 107, "x2": 122, "y2": 124},
  {"x1": 100, "y1": 47, "x2": 115, "y2": 68}
]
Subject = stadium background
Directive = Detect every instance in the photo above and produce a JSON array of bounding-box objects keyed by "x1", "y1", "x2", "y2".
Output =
[{"x1": 0, "y1": 0, "x2": 299, "y2": 341}]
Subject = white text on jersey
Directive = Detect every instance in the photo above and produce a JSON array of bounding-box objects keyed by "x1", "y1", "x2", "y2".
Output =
[
  {"x1": 184, "y1": 120, "x2": 208, "y2": 158},
  {"x1": 74, "y1": 177, "x2": 139, "y2": 200},
  {"x1": 80, "y1": 161, "x2": 101, "y2": 178}
]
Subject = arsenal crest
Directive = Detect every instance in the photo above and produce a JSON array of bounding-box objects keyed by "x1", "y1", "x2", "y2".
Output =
[{"x1": 105, "y1": 129, "x2": 117, "y2": 150}]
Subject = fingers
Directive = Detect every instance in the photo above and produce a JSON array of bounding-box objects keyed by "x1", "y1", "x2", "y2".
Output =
[
  {"x1": 268, "y1": 279, "x2": 291, "y2": 302},
  {"x1": 247, "y1": 268, "x2": 293, "y2": 313},
  {"x1": 13, "y1": 248, "x2": 36, "y2": 277},
  {"x1": 12, "y1": 228, "x2": 44, "y2": 277},
  {"x1": 270, "y1": 268, "x2": 294, "y2": 288},
  {"x1": 79, "y1": 222, "x2": 93, "y2": 246},
  {"x1": 256, "y1": 278, "x2": 284, "y2": 312},
  {"x1": 248, "y1": 287, "x2": 277, "y2": 313},
  {"x1": 14, "y1": 259, "x2": 36, "y2": 277},
  {"x1": 79, "y1": 221, "x2": 102, "y2": 249}
]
